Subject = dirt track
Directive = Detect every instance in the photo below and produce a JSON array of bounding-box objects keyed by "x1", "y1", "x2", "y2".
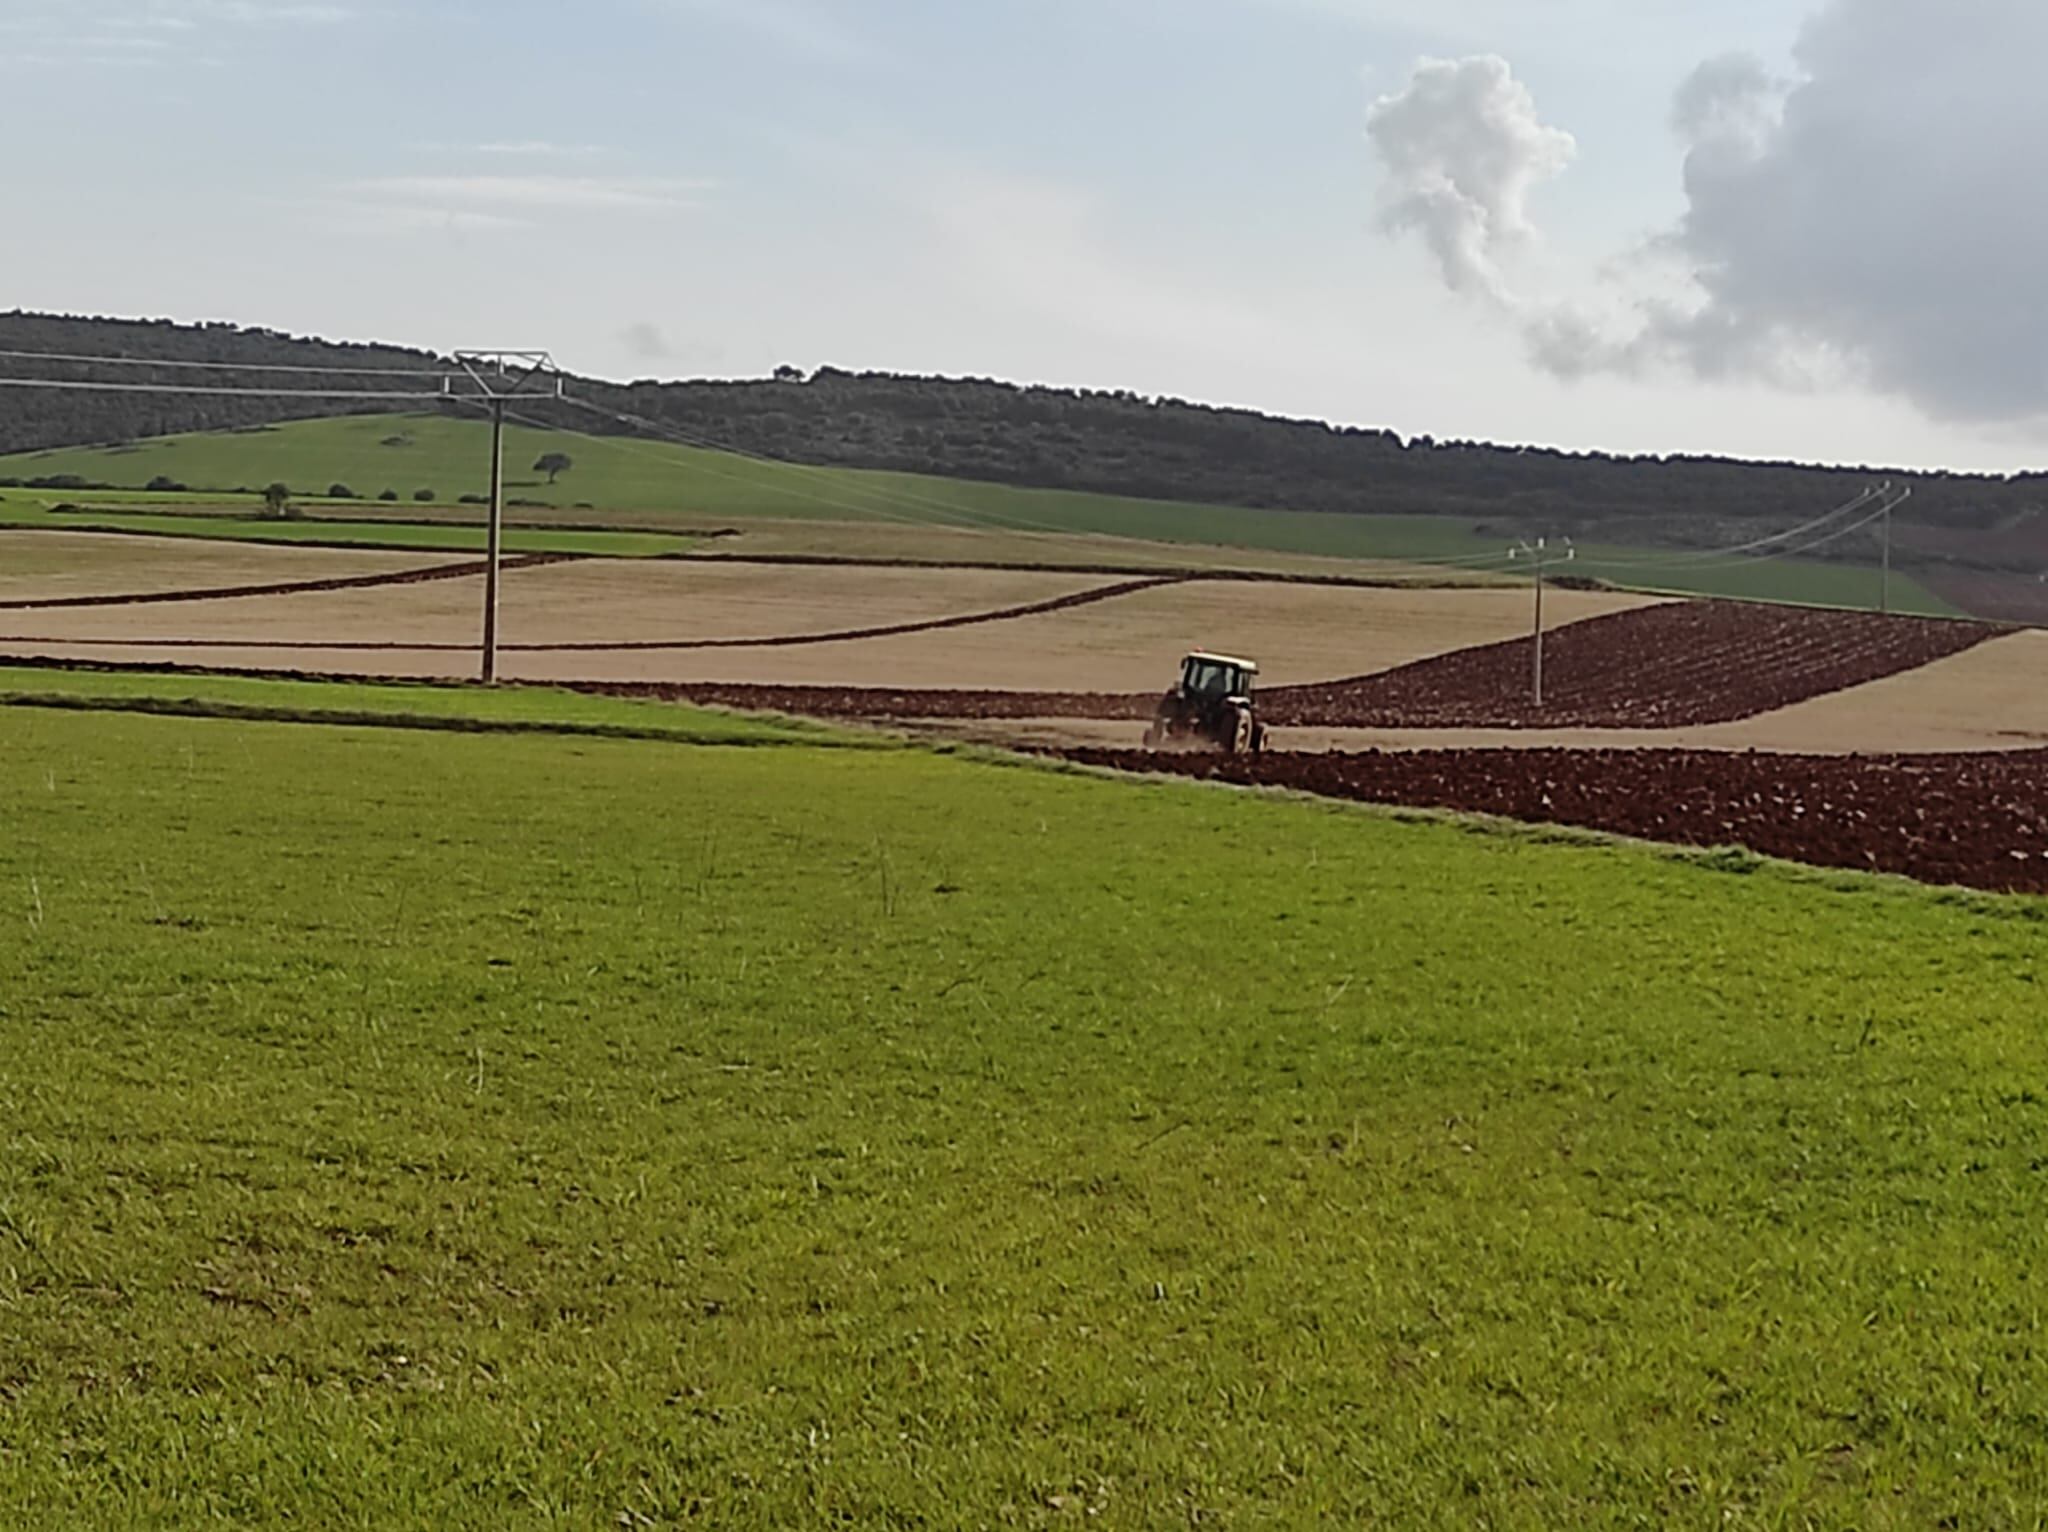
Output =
[{"x1": 1066, "y1": 746, "x2": 2048, "y2": 895}]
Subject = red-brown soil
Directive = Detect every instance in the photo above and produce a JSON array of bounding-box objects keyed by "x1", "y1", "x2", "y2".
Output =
[
  {"x1": 1916, "y1": 569, "x2": 2048, "y2": 626},
  {"x1": 1258, "y1": 602, "x2": 2010, "y2": 729},
  {"x1": 598, "y1": 602, "x2": 2007, "y2": 729},
  {"x1": 1065, "y1": 745, "x2": 2048, "y2": 895}
]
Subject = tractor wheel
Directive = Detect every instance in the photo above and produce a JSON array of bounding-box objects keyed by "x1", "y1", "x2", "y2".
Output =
[
  {"x1": 1250, "y1": 721, "x2": 1268, "y2": 755},
  {"x1": 1231, "y1": 708, "x2": 1254, "y2": 756}
]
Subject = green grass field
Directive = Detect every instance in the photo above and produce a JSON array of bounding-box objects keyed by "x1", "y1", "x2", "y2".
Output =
[
  {"x1": 0, "y1": 666, "x2": 852, "y2": 747},
  {"x1": 3, "y1": 684, "x2": 2044, "y2": 1525},
  {"x1": 0, "y1": 414, "x2": 1959, "y2": 613}
]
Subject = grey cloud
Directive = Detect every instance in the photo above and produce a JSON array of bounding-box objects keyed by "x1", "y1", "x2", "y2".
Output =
[
  {"x1": 1669, "y1": 52, "x2": 1782, "y2": 148},
  {"x1": 1375, "y1": 2, "x2": 2048, "y2": 428},
  {"x1": 621, "y1": 323, "x2": 677, "y2": 360},
  {"x1": 1646, "y1": 0, "x2": 2048, "y2": 422}
]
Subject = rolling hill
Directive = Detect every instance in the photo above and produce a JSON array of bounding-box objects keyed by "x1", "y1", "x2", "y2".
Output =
[{"x1": 1, "y1": 311, "x2": 2043, "y2": 577}]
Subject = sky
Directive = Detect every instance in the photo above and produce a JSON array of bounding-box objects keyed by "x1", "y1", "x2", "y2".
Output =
[{"x1": 2, "y1": 0, "x2": 2041, "y2": 473}]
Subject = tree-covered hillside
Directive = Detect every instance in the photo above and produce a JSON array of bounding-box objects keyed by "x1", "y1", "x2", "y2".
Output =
[{"x1": 4, "y1": 311, "x2": 2044, "y2": 562}]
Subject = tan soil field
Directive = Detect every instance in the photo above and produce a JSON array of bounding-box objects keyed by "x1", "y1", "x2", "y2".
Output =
[
  {"x1": 0, "y1": 561, "x2": 1114, "y2": 653},
  {"x1": 0, "y1": 531, "x2": 449, "y2": 603},
  {"x1": 0, "y1": 569, "x2": 1655, "y2": 691}
]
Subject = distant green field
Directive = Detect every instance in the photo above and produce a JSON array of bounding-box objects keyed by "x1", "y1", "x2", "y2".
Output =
[
  {"x1": 0, "y1": 494, "x2": 698, "y2": 558},
  {"x1": 3, "y1": 698, "x2": 2046, "y2": 1524},
  {"x1": 0, "y1": 413, "x2": 1959, "y2": 613}
]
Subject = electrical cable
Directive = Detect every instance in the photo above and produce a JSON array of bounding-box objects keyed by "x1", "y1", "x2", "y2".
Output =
[
  {"x1": 0, "y1": 347, "x2": 450, "y2": 379},
  {"x1": 0, "y1": 377, "x2": 456, "y2": 401}
]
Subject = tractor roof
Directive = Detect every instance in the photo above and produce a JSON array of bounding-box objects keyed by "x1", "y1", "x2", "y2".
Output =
[{"x1": 1186, "y1": 651, "x2": 1259, "y2": 672}]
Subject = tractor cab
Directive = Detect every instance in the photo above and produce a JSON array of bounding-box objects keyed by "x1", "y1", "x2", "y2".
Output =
[
  {"x1": 1179, "y1": 652, "x2": 1258, "y2": 703},
  {"x1": 1145, "y1": 651, "x2": 1266, "y2": 754}
]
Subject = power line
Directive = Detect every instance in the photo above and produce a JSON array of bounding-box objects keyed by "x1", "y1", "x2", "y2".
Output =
[
  {"x1": 559, "y1": 395, "x2": 1193, "y2": 551},
  {"x1": 517, "y1": 396, "x2": 1250, "y2": 572},
  {"x1": 0, "y1": 376, "x2": 454, "y2": 401},
  {"x1": 1584, "y1": 485, "x2": 1889, "y2": 572},
  {"x1": 1663, "y1": 491, "x2": 1903, "y2": 572},
  {"x1": 0, "y1": 347, "x2": 450, "y2": 379},
  {"x1": 554, "y1": 396, "x2": 1528, "y2": 578},
  {"x1": 0, "y1": 355, "x2": 552, "y2": 680}
]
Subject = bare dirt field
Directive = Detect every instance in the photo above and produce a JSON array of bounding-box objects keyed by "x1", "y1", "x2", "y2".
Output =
[
  {"x1": 0, "y1": 560, "x2": 1117, "y2": 656},
  {"x1": 1254, "y1": 601, "x2": 2005, "y2": 729},
  {"x1": 0, "y1": 531, "x2": 450, "y2": 603},
  {"x1": 0, "y1": 564, "x2": 1655, "y2": 691},
  {"x1": 1066, "y1": 744, "x2": 2048, "y2": 896}
]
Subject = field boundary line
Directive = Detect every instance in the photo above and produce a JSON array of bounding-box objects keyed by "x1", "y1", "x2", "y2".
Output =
[
  {"x1": 0, "y1": 520, "x2": 695, "y2": 558},
  {"x1": 0, "y1": 553, "x2": 581, "y2": 612},
  {"x1": 0, "y1": 690, "x2": 887, "y2": 751},
  {"x1": 512, "y1": 574, "x2": 1189, "y2": 652}
]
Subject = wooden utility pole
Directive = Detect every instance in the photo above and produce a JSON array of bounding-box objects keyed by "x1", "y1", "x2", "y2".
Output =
[{"x1": 1510, "y1": 537, "x2": 1575, "y2": 709}]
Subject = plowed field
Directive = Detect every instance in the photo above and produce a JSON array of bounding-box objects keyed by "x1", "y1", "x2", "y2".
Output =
[
  {"x1": 1067, "y1": 746, "x2": 2048, "y2": 894},
  {"x1": 1260, "y1": 601, "x2": 2009, "y2": 728},
  {"x1": 614, "y1": 601, "x2": 2008, "y2": 732}
]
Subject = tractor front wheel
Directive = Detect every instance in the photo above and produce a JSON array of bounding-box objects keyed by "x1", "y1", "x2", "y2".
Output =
[{"x1": 1231, "y1": 708, "x2": 1254, "y2": 756}]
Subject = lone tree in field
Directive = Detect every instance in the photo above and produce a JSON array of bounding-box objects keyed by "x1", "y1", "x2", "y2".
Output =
[
  {"x1": 262, "y1": 482, "x2": 291, "y2": 519},
  {"x1": 533, "y1": 451, "x2": 574, "y2": 485}
]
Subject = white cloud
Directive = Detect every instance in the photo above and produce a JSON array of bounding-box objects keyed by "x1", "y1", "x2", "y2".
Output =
[
  {"x1": 348, "y1": 174, "x2": 713, "y2": 213},
  {"x1": 1365, "y1": 55, "x2": 1575, "y2": 306},
  {"x1": 0, "y1": 0, "x2": 351, "y2": 67},
  {"x1": 474, "y1": 141, "x2": 608, "y2": 158},
  {"x1": 297, "y1": 199, "x2": 531, "y2": 237},
  {"x1": 189, "y1": 0, "x2": 353, "y2": 21}
]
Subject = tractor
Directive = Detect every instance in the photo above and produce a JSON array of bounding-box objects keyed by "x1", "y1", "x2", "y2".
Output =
[{"x1": 1142, "y1": 651, "x2": 1267, "y2": 754}]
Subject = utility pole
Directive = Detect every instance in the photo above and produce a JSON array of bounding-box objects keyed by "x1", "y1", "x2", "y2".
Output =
[
  {"x1": 1879, "y1": 483, "x2": 1913, "y2": 616},
  {"x1": 1509, "y1": 536, "x2": 1574, "y2": 709},
  {"x1": 455, "y1": 351, "x2": 561, "y2": 683}
]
